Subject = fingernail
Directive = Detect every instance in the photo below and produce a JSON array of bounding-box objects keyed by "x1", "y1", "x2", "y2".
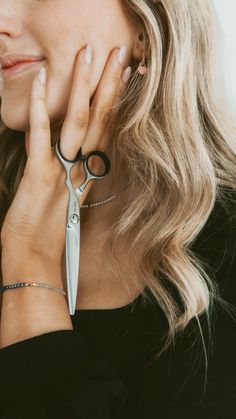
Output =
[
  {"x1": 121, "y1": 66, "x2": 132, "y2": 84},
  {"x1": 38, "y1": 66, "x2": 46, "y2": 85},
  {"x1": 84, "y1": 45, "x2": 92, "y2": 65},
  {"x1": 117, "y1": 46, "x2": 127, "y2": 65}
]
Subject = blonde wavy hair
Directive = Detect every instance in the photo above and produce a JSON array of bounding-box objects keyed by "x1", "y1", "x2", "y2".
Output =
[{"x1": 0, "y1": 0, "x2": 236, "y2": 381}]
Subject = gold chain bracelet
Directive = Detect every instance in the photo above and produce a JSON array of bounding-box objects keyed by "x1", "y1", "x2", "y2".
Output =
[{"x1": 0, "y1": 282, "x2": 67, "y2": 296}]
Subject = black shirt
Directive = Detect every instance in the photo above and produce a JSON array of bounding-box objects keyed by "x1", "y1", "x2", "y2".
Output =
[{"x1": 0, "y1": 192, "x2": 235, "y2": 419}]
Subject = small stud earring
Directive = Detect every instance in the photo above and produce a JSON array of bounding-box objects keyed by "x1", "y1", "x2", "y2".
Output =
[{"x1": 137, "y1": 55, "x2": 147, "y2": 75}]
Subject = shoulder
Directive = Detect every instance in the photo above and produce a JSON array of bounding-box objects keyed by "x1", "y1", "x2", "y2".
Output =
[
  {"x1": 190, "y1": 188, "x2": 236, "y2": 305},
  {"x1": 191, "y1": 188, "x2": 236, "y2": 254}
]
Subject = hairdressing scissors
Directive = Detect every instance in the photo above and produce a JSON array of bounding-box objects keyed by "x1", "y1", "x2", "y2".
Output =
[{"x1": 55, "y1": 137, "x2": 110, "y2": 315}]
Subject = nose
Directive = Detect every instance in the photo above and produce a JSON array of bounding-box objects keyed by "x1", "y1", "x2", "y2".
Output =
[{"x1": 0, "y1": 0, "x2": 23, "y2": 49}]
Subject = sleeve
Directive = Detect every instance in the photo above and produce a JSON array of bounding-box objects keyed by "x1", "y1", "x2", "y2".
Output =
[{"x1": 0, "y1": 330, "x2": 128, "y2": 419}]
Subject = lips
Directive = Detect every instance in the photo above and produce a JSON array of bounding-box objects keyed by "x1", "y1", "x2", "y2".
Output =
[
  {"x1": 2, "y1": 60, "x2": 36, "y2": 70},
  {"x1": 0, "y1": 54, "x2": 46, "y2": 80},
  {"x1": 0, "y1": 54, "x2": 45, "y2": 70}
]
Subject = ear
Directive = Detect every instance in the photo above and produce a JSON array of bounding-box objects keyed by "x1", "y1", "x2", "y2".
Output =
[{"x1": 131, "y1": 32, "x2": 147, "y2": 62}]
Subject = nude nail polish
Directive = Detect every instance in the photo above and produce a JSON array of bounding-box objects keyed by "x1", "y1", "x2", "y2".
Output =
[
  {"x1": 85, "y1": 45, "x2": 92, "y2": 65},
  {"x1": 117, "y1": 46, "x2": 127, "y2": 65},
  {"x1": 122, "y1": 66, "x2": 132, "y2": 83}
]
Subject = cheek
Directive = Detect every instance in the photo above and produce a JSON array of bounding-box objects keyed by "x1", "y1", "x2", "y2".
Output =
[
  {"x1": 0, "y1": 46, "x2": 100, "y2": 133},
  {"x1": 45, "y1": 66, "x2": 71, "y2": 122}
]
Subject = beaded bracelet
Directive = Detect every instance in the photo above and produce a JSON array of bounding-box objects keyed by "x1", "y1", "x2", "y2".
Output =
[{"x1": 0, "y1": 282, "x2": 67, "y2": 296}]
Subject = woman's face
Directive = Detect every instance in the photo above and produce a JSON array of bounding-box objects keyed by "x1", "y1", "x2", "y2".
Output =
[{"x1": 0, "y1": 0, "x2": 139, "y2": 132}]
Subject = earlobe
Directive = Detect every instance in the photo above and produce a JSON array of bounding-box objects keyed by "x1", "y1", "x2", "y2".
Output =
[{"x1": 137, "y1": 57, "x2": 147, "y2": 75}]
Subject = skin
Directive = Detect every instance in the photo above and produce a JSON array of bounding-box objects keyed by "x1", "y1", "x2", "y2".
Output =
[
  {"x1": 0, "y1": 1, "x2": 146, "y2": 326},
  {"x1": 0, "y1": 0, "x2": 144, "y2": 206}
]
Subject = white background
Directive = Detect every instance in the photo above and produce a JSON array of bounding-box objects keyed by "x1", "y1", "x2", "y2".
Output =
[{"x1": 212, "y1": 0, "x2": 236, "y2": 111}]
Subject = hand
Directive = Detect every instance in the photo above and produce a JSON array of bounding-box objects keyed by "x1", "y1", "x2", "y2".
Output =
[{"x1": 1, "y1": 45, "x2": 130, "y2": 269}]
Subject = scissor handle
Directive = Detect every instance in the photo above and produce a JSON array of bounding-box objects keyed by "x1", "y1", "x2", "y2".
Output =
[
  {"x1": 55, "y1": 137, "x2": 111, "y2": 194},
  {"x1": 84, "y1": 150, "x2": 110, "y2": 179},
  {"x1": 55, "y1": 138, "x2": 110, "y2": 177},
  {"x1": 56, "y1": 137, "x2": 83, "y2": 164}
]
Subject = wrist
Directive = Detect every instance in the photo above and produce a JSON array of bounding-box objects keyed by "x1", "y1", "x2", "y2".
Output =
[{"x1": 1, "y1": 246, "x2": 63, "y2": 288}]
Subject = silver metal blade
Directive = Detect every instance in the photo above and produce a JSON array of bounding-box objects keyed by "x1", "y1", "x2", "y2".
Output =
[{"x1": 66, "y1": 220, "x2": 80, "y2": 315}]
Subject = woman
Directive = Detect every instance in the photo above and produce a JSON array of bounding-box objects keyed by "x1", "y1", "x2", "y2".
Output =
[{"x1": 0, "y1": 0, "x2": 235, "y2": 418}]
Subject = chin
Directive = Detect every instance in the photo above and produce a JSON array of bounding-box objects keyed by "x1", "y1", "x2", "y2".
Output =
[
  {"x1": 0, "y1": 96, "x2": 30, "y2": 132},
  {"x1": 1, "y1": 111, "x2": 29, "y2": 132},
  {"x1": 0, "y1": 97, "x2": 65, "y2": 134}
]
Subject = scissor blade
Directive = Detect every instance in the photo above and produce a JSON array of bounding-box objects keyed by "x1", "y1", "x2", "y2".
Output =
[{"x1": 66, "y1": 221, "x2": 80, "y2": 315}]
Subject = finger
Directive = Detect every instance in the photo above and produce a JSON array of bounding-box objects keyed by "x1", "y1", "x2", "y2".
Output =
[
  {"x1": 117, "y1": 66, "x2": 132, "y2": 102},
  {"x1": 60, "y1": 46, "x2": 92, "y2": 160},
  {"x1": 100, "y1": 65, "x2": 132, "y2": 149},
  {"x1": 83, "y1": 47, "x2": 129, "y2": 154},
  {"x1": 29, "y1": 66, "x2": 51, "y2": 163}
]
